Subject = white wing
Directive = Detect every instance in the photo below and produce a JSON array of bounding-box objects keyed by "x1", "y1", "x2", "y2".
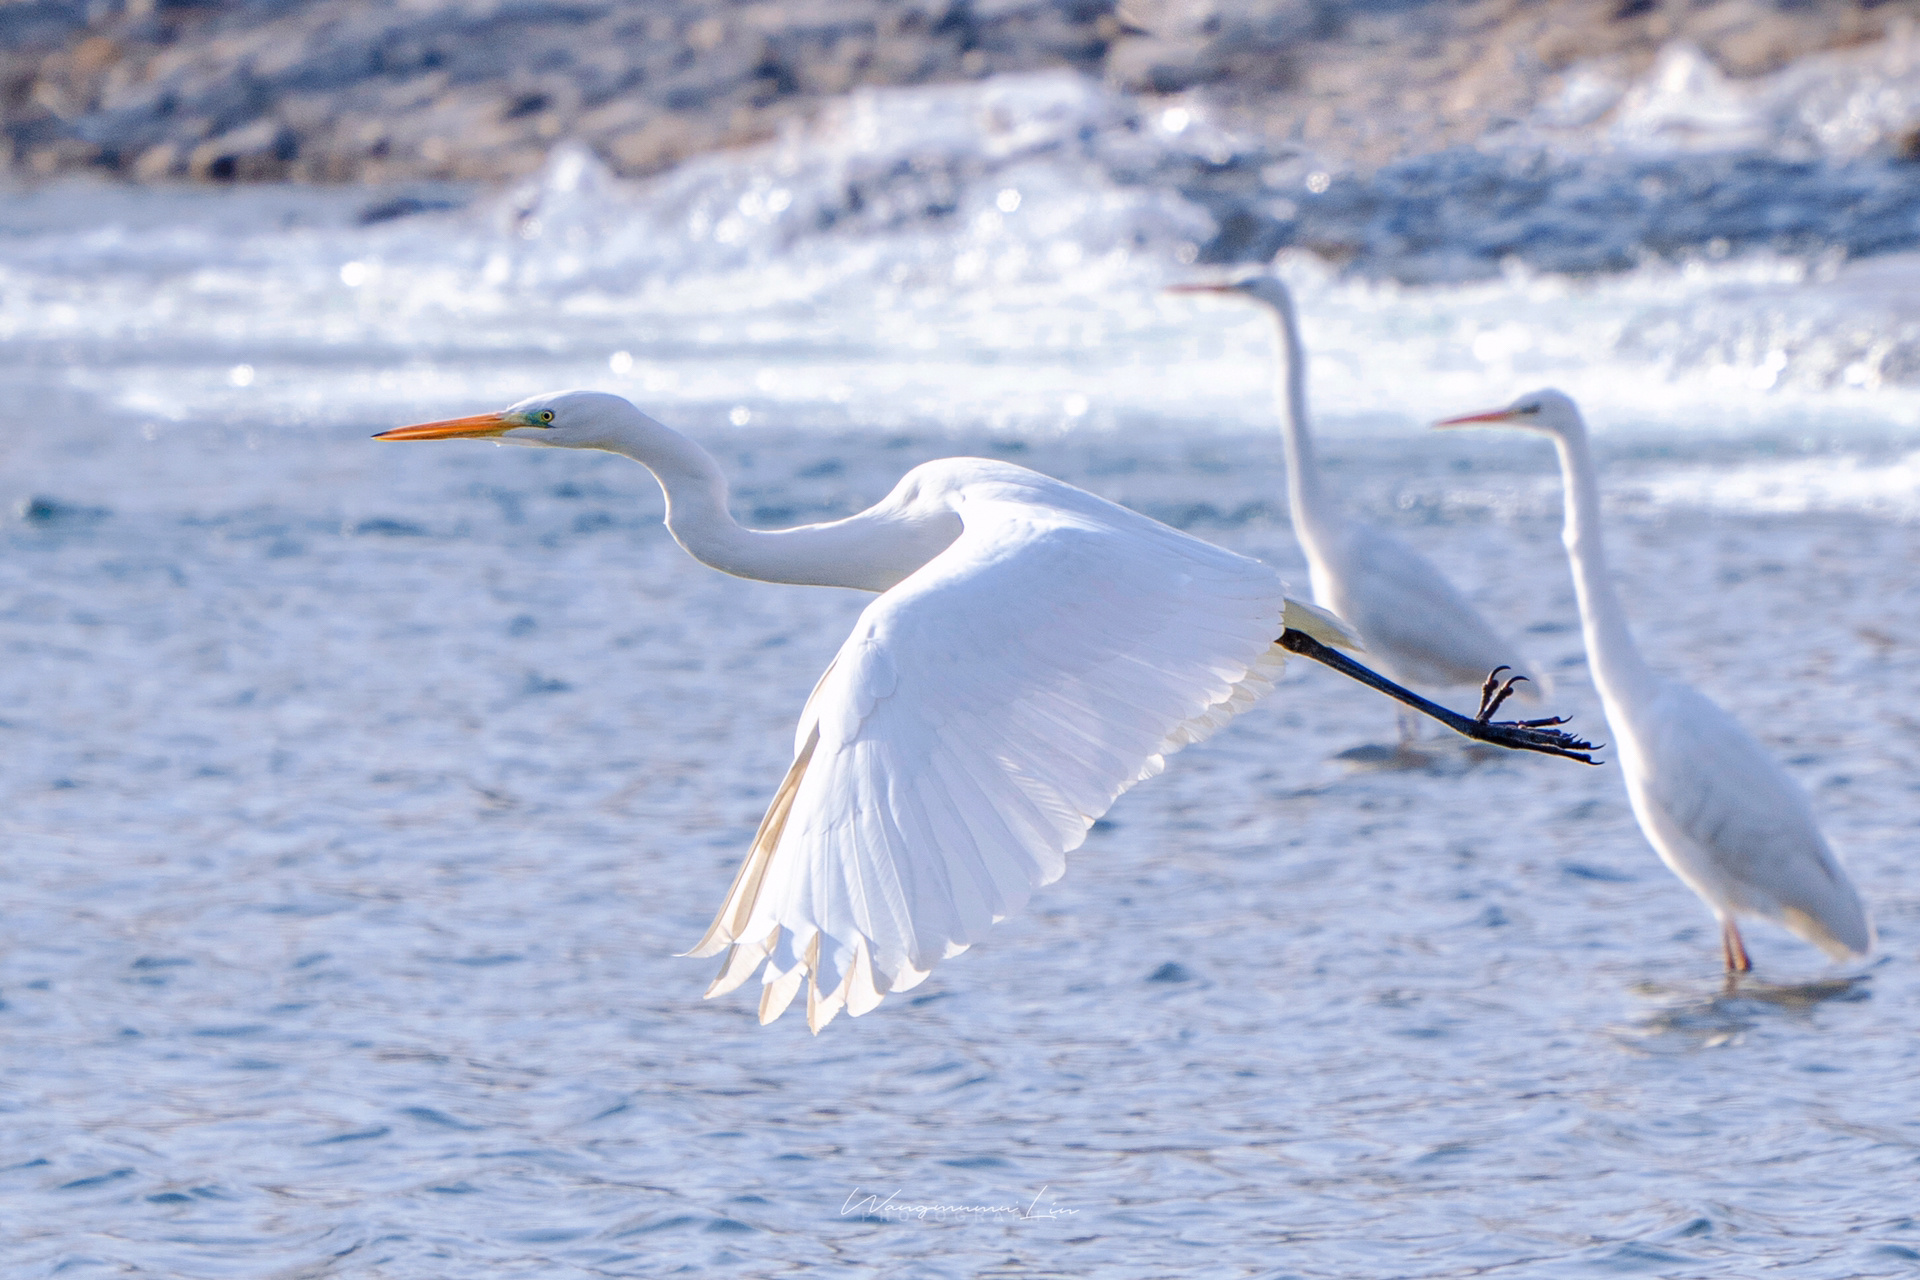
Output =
[
  {"x1": 688, "y1": 471, "x2": 1294, "y2": 1031},
  {"x1": 1318, "y1": 521, "x2": 1545, "y2": 695},
  {"x1": 1624, "y1": 680, "x2": 1872, "y2": 958}
]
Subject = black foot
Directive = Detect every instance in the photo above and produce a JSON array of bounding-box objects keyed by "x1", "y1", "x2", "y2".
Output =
[{"x1": 1279, "y1": 630, "x2": 1602, "y2": 765}]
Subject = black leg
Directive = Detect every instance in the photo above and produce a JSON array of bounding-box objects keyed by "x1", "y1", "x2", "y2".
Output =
[{"x1": 1278, "y1": 629, "x2": 1601, "y2": 764}]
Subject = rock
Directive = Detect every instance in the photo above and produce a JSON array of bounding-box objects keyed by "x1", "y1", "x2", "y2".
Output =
[
  {"x1": 1106, "y1": 33, "x2": 1224, "y2": 93},
  {"x1": 187, "y1": 117, "x2": 297, "y2": 181},
  {"x1": 606, "y1": 114, "x2": 716, "y2": 176},
  {"x1": 3, "y1": 0, "x2": 1919, "y2": 187},
  {"x1": 132, "y1": 139, "x2": 176, "y2": 179}
]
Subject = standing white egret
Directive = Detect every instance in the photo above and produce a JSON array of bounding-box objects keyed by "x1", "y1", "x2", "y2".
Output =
[
  {"x1": 1437, "y1": 390, "x2": 1872, "y2": 972},
  {"x1": 376, "y1": 391, "x2": 1593, "y2": 1030},
  {"x1": 1170, "y1": 277, "x2": 1543, "y2": 734}
]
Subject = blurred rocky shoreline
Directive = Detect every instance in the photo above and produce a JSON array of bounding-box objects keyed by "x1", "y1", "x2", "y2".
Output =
[
  {"x1": 4, "y1": 0, "x2": 1916, "y2": 187},
  {"x1": 10, "y1": 2, "x2": 1920, "y2": 284}
]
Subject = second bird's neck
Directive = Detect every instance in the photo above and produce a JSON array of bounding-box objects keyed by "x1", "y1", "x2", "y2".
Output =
[
  {"x1": 1268, "y1": 300, "x2": 1340, "y2": 546},
  {"x1": 1551, "y1": 426, "x2": 1658, "y2": 710}
]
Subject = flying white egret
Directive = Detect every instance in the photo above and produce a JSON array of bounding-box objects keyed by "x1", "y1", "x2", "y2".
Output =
[
  {"x1": 1437, "y1": 390, "x2": 1872, "y2": 972},
  {"x1": 376, "y1": 390, "x2": 1594, "y2": 1030},
  {"x1": 1170, "y1": 277, "x2": 1544, "y2": 734}
]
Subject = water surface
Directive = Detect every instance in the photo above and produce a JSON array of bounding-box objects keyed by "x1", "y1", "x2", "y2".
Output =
[{"x1": 3, "y1": 71, "x2": 1918, "y2": 1277}]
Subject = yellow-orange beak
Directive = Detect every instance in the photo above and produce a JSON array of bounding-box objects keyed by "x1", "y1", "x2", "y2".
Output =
[
  {"x1": 1433, "y1": 408, "x2": 1517, "y2": 429},
  {"x1": 372, "y1": 412, "x2": 515, "y2": 442}
]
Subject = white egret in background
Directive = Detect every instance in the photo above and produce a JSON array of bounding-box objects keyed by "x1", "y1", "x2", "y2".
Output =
[
  {"x1": 376, "y1": 391, "x2": 1593, "y2": 1030},
  {"x1": 1170, "y1": 277, "x2": 1543, "y2": 738},
  {"x1": 1438, "y1": 390, "x2": 1872, "y2": 972}
]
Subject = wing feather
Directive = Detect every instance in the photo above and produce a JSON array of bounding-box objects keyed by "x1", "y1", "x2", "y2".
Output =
[
  {"x1": 686, "y1": 725, "x2": 821, "y2": 969},
  {"x1": 692, "y1": 467, "x2": 1296, "y2": 1028},
  {"x1": 1320, "y1": 523, "x2": 1544, "y2": 695}
]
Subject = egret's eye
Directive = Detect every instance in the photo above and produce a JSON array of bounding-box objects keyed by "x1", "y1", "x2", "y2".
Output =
[
  {"x1": 1519, "y1": 403, "x2": 1540, "y2": 415},
  {"x1": 538, "y1": 410, "x2": 555, "y2": 424}
]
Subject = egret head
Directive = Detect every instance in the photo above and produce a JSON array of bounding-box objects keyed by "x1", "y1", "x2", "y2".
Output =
[
  {"x1": 1434, "y1": 388, "x2": 1585, "y2": 439},
  {"x1": 1165, "y1": 274, "x2": 1295, "y2": 318},
  {"x1": 374, "y1": 389, "x2": 638, "y2": 449}
]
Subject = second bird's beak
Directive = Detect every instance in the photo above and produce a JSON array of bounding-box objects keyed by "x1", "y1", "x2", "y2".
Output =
[
  {"x1": 1433, "y1": 407, "x2": 1516, "y2": 429},
  {"x1": 1163, "y1": 283, "x2": 1237, "y2": 296},
  {"x1": 372, "y1": 412, "x2": 514, "y2": 441}
]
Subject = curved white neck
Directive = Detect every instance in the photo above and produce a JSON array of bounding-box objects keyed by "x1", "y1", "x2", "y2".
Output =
[
  {"x1": 1550, "y1": 425, "x2": 1657, "y2": 710},
  {"x1": 1263, "y1": 295, "x2": 1339, "y2": 546},
  {"x1": 590, "y1": 412, "x2": 954, "y2": 591}
]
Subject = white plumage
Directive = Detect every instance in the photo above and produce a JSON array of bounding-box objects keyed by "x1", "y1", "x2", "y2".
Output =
[
  {"x1": 1439, "y1": 390, "x2": 1872, "y2": 971},
  {"x1": 375, "y1": 390, "x2": 1371, "y2": 1031},
  {"x1": 687, "y1": 464, "x2": 1299, "y2": 1029},
  {"x1": 1173, "y1": 276, "x2": 1543, "y2": 703}
]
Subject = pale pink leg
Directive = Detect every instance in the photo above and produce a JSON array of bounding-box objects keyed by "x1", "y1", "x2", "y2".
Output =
[{"x1": 1720, "y1": 918, "x2": 1752, "y2": 974}]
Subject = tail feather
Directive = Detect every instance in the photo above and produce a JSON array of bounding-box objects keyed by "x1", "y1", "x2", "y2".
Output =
[
  {"x1": 1778, "y1": 903, "x2": 1875, "y2": 961},
  {"x1": 1283, "y1": 597, "x2": 1363, "y2": 651}
]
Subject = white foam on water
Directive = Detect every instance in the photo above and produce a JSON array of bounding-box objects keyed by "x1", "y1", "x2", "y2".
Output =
[
  {"x1": 1530, "y1": 29, "x2": 1920, "y2": 161},
  {"x1": 3, "y1": 70, "x2": 1920, "y2": 513},
  {"x1": 1628, "y1": 448, "x2": 1920, "y2": 520}
]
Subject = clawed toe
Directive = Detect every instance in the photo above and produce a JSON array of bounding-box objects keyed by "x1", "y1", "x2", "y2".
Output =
[
  {"x1": 1475, "y1": 718, "x2": 1602, "y2": 763},
  {"x1": 1476, "y1": 668, "x2": 1529, "y2": 723},
  {"x1": 1475, "y1": 666, "x2": 1511, "y2": 720}
]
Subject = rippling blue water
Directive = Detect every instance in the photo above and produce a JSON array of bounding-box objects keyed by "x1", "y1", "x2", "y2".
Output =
[
  {"x1": 4, "y1": 410, "x2": 1916, "y2": 1276},
  {"x1": 5, "y1": 67, "x2": 1920, "y2": 1276}
]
